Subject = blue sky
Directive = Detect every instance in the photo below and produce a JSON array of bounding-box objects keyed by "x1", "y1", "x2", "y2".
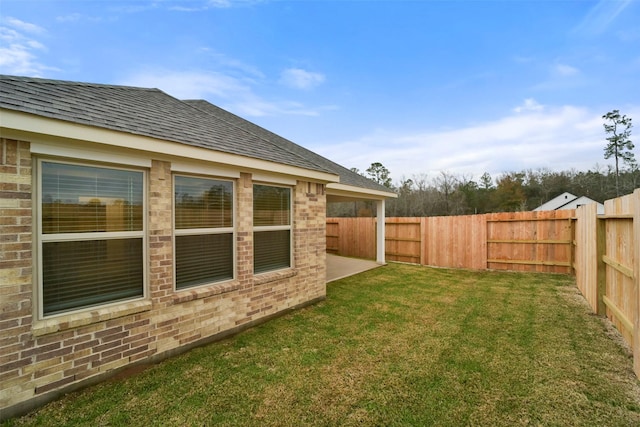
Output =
[{"x1": 1, "y1": 0, "x2": 639, "y2": 184}]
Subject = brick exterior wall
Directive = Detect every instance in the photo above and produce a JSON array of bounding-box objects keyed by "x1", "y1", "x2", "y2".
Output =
[
  {"x1": 0, "y1": 139, "x2": 327, "y2": 419},
  {"x1": 0, "y1": 139, "x2": 34, "y2": 410}
]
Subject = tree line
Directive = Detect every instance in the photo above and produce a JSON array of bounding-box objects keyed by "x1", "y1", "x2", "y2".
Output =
[
  {"x1": 329, "y1": 166, "x2": 640, "y2": 217},
  {"x1": 329, "y1": 110, "x2": 636, "y2": 217}
]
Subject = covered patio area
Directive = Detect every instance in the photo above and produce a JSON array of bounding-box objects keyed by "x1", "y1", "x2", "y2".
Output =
[
  {"x1": 326, "y1": 253, "x2": 383, "y2": 282},
  {"x1": 324, "y1": 174, "x2": 396, "y2": 284}
]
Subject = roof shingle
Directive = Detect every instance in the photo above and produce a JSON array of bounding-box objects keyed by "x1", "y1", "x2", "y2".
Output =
[
  {"x1": 0, "y1": 75, "x2": 392, "y2": 195},
  {"x1": 183, "y1": 99, "x2": 392, "y2": 192}
]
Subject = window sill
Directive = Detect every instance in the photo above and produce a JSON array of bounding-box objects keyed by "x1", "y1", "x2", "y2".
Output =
[
  {"x1": 172, "y1": 280, "x2": 240, "y2": 304},
  {"x1": 253, "y1": 268, "x2": 298, "y2": 286},
  {"x1": 32, "y1": 300, "x2": 152, "y2": 337}
]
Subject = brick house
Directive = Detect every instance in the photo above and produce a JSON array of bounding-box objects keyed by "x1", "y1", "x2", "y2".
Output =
[{"x1": 0, "y1": 75, "x2": 394, "y2": 418}]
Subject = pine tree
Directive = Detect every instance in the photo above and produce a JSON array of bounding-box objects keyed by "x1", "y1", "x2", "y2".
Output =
[{"x1": 603, "y1": 110, "x2": 634, "y2": 196}]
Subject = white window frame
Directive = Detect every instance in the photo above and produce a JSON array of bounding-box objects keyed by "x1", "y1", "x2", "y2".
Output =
[
  {"x1": 173, "y1": 174, "x2": 236, "y2": 290},
  {"x1": 35, "y1": 157, "x2": 147, "y2": 319},
  {"x1": 253, "y1": 183, "x2": 293, "y2": 274}
]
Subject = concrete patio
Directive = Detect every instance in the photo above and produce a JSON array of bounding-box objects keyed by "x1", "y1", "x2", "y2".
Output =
[{"x1": 326, "y1": 254, "x2": 383, "y2": 282}]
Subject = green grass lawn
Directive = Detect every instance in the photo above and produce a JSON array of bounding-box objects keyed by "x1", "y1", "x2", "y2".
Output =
[{"x1": 6, "y1": 263, "x2": 640, "y2": 426}]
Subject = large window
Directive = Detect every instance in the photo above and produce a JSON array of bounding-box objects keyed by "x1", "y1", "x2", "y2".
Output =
[
  {"x1": 174, "y1": 175, "x2": 234, "y2": 289},
  {"x1": 253, "y1": 184, "x2": 291, "y2": 274},
  {"x1": 39, "y1": 160, "x2": 145, "y2": 316}
]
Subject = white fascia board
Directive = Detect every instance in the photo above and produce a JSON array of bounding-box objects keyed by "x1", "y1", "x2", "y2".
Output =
[
  {"x1": 252, "y1": 173, "x2": 298, "y2": 186},
  {"x1": 29, "y1": 138, "x2": 152, "y2": 168},
  {"x1": 0, "y1": 109, "x2": 339, "y2": 183},
  {"x1": 327, "y1": 182, "x2": 397, "y2": 200},
  {"x1": 171, "y1": 161, "x2": 240, "y2": 178}
]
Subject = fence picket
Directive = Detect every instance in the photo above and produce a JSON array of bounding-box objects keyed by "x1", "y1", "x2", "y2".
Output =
[
  {"x1": 329, "y1": 211, "x2": 573, "y2": 273},
  {"x1": 328, "y1": 189, "x2": 640, "y2": 379}
]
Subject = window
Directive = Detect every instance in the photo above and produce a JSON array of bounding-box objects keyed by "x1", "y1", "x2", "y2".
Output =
[
  {"x1": 38, "y1": 160, "x2": 145, "y2": 316},
  {"x1": 253, "y1": 184, "x2": 291, "y2": 274},
  {"x1": 174, "y1": 175, "x2": 234, "y2": 289}
]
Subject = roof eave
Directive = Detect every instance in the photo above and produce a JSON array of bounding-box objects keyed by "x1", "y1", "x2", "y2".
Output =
[
  {"x1": 327, "y1": 182, "x2": 397, "y2": 200},
  {"x1": 0, "y1": 109, "x2": 340, "y2": 184}
]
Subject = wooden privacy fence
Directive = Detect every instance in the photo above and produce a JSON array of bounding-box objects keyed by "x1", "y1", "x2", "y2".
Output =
[
  {"x1": 575, "y1": 191, "x2": 637, "y2": 356},
  {"x1": 328, "y1": 188, "x2": 640, "y2": 378},
  {"x1": 328, "y1": 209, "x2": 575, "y2": 274}
]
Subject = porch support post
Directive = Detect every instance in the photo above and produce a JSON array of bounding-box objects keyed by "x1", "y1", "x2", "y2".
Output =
[{"x1": 376, "y1": 199, "x2": 386, "y2": 264}]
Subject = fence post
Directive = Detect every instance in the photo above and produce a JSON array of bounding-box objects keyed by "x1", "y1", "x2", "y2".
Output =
[
  {"x1": 633, "y1": 189, "x2": 640, "y2": 377},
  {"x1": 419, "y1": 218, "x2": 425, "y2": 266},
  {"x1": 481, "y1": 214, "x2": 488, "y2": 270},
  {"x1": 376, "y1": 200, "x2": 386, "y2": 264},
  {"x1": 596, "y1": 216, "x2": 606, "y2": 315},
  {"x1": 485, "y1": 214, "x2": 490, "y2": 270},
  {"x1": 422, "y1": 217, "x2": 430, "y2": 267},
  {"x1": 569, "y1": 217, "x2": 575, "y2": 275}
]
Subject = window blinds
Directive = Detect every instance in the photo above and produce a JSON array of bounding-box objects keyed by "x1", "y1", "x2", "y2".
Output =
[{"x1": 40, "y1": 161, "x2": 145, "y2": 316}]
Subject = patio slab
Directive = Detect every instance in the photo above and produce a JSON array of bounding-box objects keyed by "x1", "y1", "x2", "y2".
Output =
[{"x1": 326, "y1": 254, "x2": 383, "y2": 282}]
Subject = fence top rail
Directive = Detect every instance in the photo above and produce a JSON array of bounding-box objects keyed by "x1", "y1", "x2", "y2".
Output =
[{"x1": 598, "y1": 214, "x2": 634, "y2": 220}]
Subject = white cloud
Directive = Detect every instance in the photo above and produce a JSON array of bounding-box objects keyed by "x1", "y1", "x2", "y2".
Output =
[
  {"x1": 169, "y1": 0, "x2": 264, "y2": 12},
  {"x1": 313, "y1": 104, "x2": 631, "y2": 182},
  {"x1": 279, "y1": 68, "x2": 326, "y2": 90},
  {"x1": 206, "y1": 0, "x2": 266, "y2": 8},
  {"x1": 198, "y1": 48, "x2": 265, "y2": 80},
  {"x1": 531, "y1": 61, "x2": 586, "y2": 92},
  {"x1": 56, "y1": 13, "x2": 83, "y2": 23},
  {"x1": 513, "y1": 55, "x2": 535, "y2": 64},
  {"x1": 207, "y1": 0, "x2": 233, "y2": 7},
  {"x1": 118, "y1": 69, "x2": 328, "y2": 117},
  {"x1": 55, "y1": 13, "x2": 106, "y2": 23},
  {"x1": 514, "y1": 98, "x2": 544, "y2": 113},
  {"x1": 0, "y1": 18, "x2": 56, "y2": 76},
  {"x1": 573, "y1": 0, "x2": 633, "y2": 36},
  {"x1": 169, "y1": 6, "x2": 208, "y2": 12},
  {"x1": 617, "y1": 27, "x2": 640, "y2": 42},
  {"x1": 121, "y1": 69, "x2": 250, "y2": 99},
  {"x1": 554, "y1": 63, "x2": 579, "y2": 77},
  {"x1": 3, "y1": 17, "x2": 45, "y2": 34}
]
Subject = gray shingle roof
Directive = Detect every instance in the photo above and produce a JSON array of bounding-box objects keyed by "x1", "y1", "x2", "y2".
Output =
[
  {"x1": 0, "y1": 75, "x2": 392, "y2": 195},
  {"x1": 183, "y1": 99, "x2": 392, "y2": 193}
]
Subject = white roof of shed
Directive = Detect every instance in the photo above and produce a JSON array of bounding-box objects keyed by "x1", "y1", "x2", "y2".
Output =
[
  {"x1": 533, "y1": 192, "x2": 577, "y2": 211},
  {"x1": 534, "y1": 192, "x2": 604, "y2": 214}
]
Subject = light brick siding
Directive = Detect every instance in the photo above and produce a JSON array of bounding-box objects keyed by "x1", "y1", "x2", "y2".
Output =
[
  {"x1": 0, "y1": 139, "x2": 34, "y2": 410},
  {"x1": 0, "y1": 140, "x2": 327, "y2": 418}
]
